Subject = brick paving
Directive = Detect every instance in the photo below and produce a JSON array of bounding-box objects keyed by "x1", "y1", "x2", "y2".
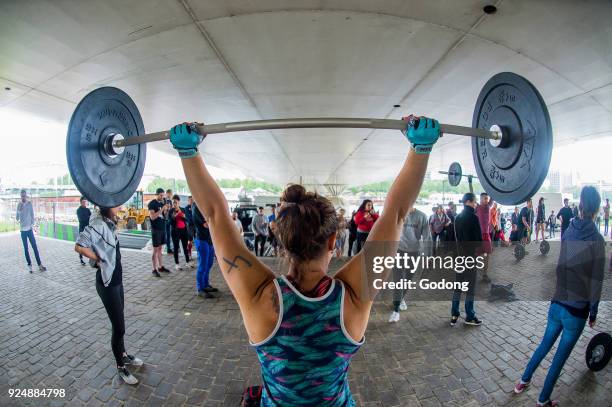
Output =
[{"x1": 0, "y1": 233, "x2": 610, "y2": 406}]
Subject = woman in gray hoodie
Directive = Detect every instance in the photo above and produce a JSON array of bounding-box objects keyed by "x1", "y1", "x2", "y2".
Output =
[{"x1": 75, "y1": 207, "x2": 144, "y2": 385}]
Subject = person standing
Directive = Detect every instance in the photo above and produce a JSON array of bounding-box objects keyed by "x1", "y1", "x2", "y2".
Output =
[
  {"x1": 16, "y1": 190, "x2": 46, "y2": 273},
  {"x1": 518, "y1": 199, "x2": 534, "y2": 245},
  {"x1": 514, "y1": 186, "x2": 605, "y2": 407},
  {"x1": 75, "y1": 207, "x2": 144, "y2": 385},
  {"x1": 347, "y1": 210, "x2": 357, "y2": 257},
  {"x1": 389, "y1": 207, "x2": 431, "y2": 323},
  {"x1": 185, "y1": 196, "x2": 195, "y2": 257},
  {"x1": 232, "y1": 211, "x2": 244, "y2": 235},
  {"x1": 335, "y1": 208, "x2": 348, "y2": 257},
  {"x1": 164, "y1": 189, "x2": 174, "y2": 255},
  {"x1": 168, "y1": 195, "x2": 191, "y2": 270},
  {"x1": 547, "y1": 210, "x2": 556, "y2": 239},
  {"x1": 76, "y1": 196, "x2": 92, "y2": 266},
  {"x1": 450, "y1": 193, "x2": 483, "y2": 326},
  {"x1": 354, "y1": 199, "x2": 379, "y2": 253},
  {"x1": 429, "y1": 205, "x2": 450, "y2": 255},
  {"x1": 475, "y1": 192, "x2": 493, "y2": 282},
  {"x1": 535, "y1": 197, "x2": 546, "y2": 242},
  {"x1": 556, "y1": 198, "x2": 574, "y2": 238},
  {"x1": 192, "y1": 202, "x2": 218, "y2": 297},
  {"x1": 510, "y1": 206, "x2": 520, "y2": 242},
  {"x1": 250, "y1": 207, "x2": 269, "y2": 257},
  {"x1": 603, "y1": 198, "x2": 610, "y2": 236},
  {"x1": 148, "y1": 188, "x2": 169, "y2": 277}
]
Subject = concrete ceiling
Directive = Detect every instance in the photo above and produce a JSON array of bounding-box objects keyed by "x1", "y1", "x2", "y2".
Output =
[{"x1": 1, "y1": 0, "x2": 611, "y2": 186}]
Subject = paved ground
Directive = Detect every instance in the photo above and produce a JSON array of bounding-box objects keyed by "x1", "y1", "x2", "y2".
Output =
[{"x1": 0, "y1": 233, "x2": 610, "y2": 407}]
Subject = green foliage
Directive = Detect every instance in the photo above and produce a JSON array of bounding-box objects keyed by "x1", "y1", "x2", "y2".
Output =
[
  {"x1": 349, "y1": 179, "x2": 482, "y2": 198},
  {"x1": 145, "y1": 177, "x2": 282, "y2": 194},
  {"x1": 0, "y1": 221, "x2": 18, "y2": 233}
]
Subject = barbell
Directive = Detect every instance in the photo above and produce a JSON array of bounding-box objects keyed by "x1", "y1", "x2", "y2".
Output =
[
  {"x1": 438, "y1": 162, "x2": 478, "y2": 187},
  {"x1": 66, "y1": 72, "x2": 552, "y2": 208}
]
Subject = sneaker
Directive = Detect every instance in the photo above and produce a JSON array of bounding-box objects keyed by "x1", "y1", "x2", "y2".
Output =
[
  {"x1": 482, "y1": 274, "x2": 491, "y2": 283},
  {"x1": 28, "y1": 265, "x2": 33, "y2": 273},
  {"x1": 80, "y1": 260, "x2": 86, "y2": 266},
  {"x1": 464, "y1": 317, "x2": 483, "y2": 326},
  {"x1": 450, "y1": 316, "x2": 459, "y2": 326},
  {"x1": 159, "y1": 266, "x2": 171, "y2": 273},
  {"x1": 122, "y1": 354, "x2": 143, "y2": 367},
  {"x1": 197, "y1": 290, "x2": 214, "y2": 299},
  {"x1": 204, "y1": 286, "x2": 219, "y2": 293},
  {"x1": 388, "y1": 311, "x2": 400, "y2": 323},
  {"x1": 184, "y1": 262, "x2": 194, "y2": 269},
  {"x1": 174, "y1": 264, "x2": 182, "y2": 271},
  {"x1": 399, "y1": 300, "x2": 408, "y2": 311},
  {"x1": 117, "y1": 366, "x2": 138, "y2": 385},
  {"x1": 39, "y1": 265, "x2": 47, "y2": 272},
  {"x1": 536, "y1": 401, "x2": 559, "y2": 407},
  {"x1": 152, "y1": 270, "x2": 161, "y2": 278},
  {"x1": 514, "y1": 380, "x2": 530, "y2": 394}
]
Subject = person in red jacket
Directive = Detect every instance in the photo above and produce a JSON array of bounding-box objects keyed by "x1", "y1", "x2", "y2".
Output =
[{"x1": 354, "y1": 199, "x2": 379, "y2": 254}]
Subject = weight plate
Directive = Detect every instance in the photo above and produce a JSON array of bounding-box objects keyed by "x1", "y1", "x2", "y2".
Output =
[
  {"x1": 539, "y1": 240, "x2": 550, "y2": 255},
  {"x1": 448, "y1": 162, "x2": 462, "y2": 187},
  {"x1": 586, "y1": 332, "x2": 611, "y2": 372},
  {"x1": 66, "y1": 87, "x2": 146, "y2": 208},
  {"x1": 514, "y1": 244, "x2": 525, "y2": 260},
  {"x1": 472, "y1": 73, "x2": 552, "y2": 205}
]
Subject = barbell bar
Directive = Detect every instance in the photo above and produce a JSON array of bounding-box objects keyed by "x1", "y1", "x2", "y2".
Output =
[
  {"x1": 66, "y1": 72, "x2": 553, "y2": 208},
  {"x1": 112, "y1": 118, "x2": 501, "y2": 149}
]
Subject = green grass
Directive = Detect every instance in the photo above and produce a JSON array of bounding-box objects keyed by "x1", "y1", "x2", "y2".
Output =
[{"x1": 0, "y1": 222, "x2": 19, "y2": 233}]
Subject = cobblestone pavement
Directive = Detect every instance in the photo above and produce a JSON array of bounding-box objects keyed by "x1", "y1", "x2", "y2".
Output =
[{"x1": 0, "y1": 233, "x2": 610, "y2": 406}]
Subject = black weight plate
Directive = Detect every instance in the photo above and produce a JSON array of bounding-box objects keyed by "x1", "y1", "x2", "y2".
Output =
[
  {"x1": 540, "y1": 240, "x2": 550, "y2": 255},
  {"x1": 514, "y1": 244, "x2": 525, "y2": 260},
  {"x1": 66, "y1": 87, "x2": 146, "y2": 208},
  {"x1": 472, "y1": 73, "x2": 552, "y2": 205},
  {"x1": 586, "y1": 332, "x2": 611, "y2": 372},
  {"x1": 448, "y1": 162, "x2": 462, "y2": 187}
]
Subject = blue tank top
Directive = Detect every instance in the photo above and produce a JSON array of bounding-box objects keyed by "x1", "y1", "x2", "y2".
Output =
[{"x1": 252, "y1": 276, "x2": 364, "y2": 406}]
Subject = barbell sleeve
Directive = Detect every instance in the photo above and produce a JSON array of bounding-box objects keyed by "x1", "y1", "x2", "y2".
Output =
[{"x1": 113, "y1": 117, "x2": 500, "y2": 148}]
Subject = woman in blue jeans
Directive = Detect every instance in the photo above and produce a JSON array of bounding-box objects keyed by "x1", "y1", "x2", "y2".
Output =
[{"x1": 514, "y1": 186, "x2": 605, "y2": 407}]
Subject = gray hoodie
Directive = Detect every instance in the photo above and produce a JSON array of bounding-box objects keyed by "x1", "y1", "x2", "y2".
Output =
[
  {"x1": 76, "y1": 213, "x2": 118, "y2": 287},
  {"x1": 399, "y1": 209, "x2": 431, "y2": 253},
  {"x1": 251, "y1": 213, "x2": 269, "y2": 236}
]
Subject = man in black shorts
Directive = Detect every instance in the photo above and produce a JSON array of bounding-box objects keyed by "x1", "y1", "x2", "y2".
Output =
[
  {"x1": 148, "y1": 188, "x2": 170, "y2": 277},
  {"x1": 76, "y1": 196, "x2": 92, "y2": 266}
]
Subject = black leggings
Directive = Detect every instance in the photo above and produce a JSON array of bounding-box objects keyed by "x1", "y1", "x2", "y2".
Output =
[
  {"x1": 171, "y1": 228, "x2": 190, "y2": 265},
  {"x1": 355, "y1": 231, "x2": 369, "y2": 254},
  {"x1": 96, "y1": 282, "x2": 125, "y2": 366}
]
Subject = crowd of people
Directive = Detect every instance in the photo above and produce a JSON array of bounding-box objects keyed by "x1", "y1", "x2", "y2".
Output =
[{"x1": 13, "y1": 113, "x2": 610, "y2": 405}]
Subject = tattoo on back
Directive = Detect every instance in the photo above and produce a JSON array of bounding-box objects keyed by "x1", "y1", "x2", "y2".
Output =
[
  {"x1": 271, "y1": 289, "x2": 280, "y2": 314},
  {"x1": 222, "y1": 255, "x2": 252, "y2": 274}
]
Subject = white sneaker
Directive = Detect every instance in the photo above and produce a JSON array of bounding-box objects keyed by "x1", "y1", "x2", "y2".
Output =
[
  {"x1": 184, "y1": 262, "x2": 194, "y2": 269},
  {"x1": 388, "y1": 311, "x2": 400, "y2": 323},
  {"x1": 117, "y1": 367, "x2": 138, "y2": 385},
  {"x1": 28, "y1": 265, "x2": 33, "y2": 273},
  {"x1": 175, "y1": 264, "x2": 182, "y2": 271},
  {"x1": 122, "y1": 354, "x2": 143, "y2": 367},
  {"x1": 399, "y1": 300, "x2": 408, "y2": 311}
]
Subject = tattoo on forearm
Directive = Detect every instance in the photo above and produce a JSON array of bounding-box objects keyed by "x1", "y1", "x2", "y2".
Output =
[{"x1": 222, "y1": 255, "x2": 252, "y2": 274}]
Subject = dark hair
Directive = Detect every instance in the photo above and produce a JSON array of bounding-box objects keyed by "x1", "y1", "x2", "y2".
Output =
[
  {"x1": 563, "y1": 198, "x2": 569, "y2": 203},
  {"x1": 539, "y1": 197, "x2": 544, "y2": 204},
  {"x1": 172, "y1": 194, "x2": 180, "y2": 201},
  {"x1": 166, "y1": 189, "x2": 172, "y2": 194},
  {"x1": 276, "y1": 184, "x2": 337, "y2": 262},
  {"x1": 188, "y1": 195, "x2": 193, "y2": 199},
  {"x1": 99, "y1": 207, "x2": 113, "y2": 219},
  {"x1": 156, "y1": 188, "x2": 164, "y2": 194},
  {"x1": 258, "y1": 206, "x2": 264, "y2": 210},
  {"x1": 20, "y1": 189, "x2": 26, "y2": 194},
  {"x1": 462, "y1": 193, "x2": 476, "y2": 204},
  {"x1": 80, "y1": 196, "x2": 86, "y2": 202},
  {"x1": 480, "y1": 192, "x2": 488, "y2": 197},
  {"x1": 579, "y1": 186, "x2": 600, "y2": 219},
  {"x1": 357, "y1": 199, "x2": 373, "y2": 212}
]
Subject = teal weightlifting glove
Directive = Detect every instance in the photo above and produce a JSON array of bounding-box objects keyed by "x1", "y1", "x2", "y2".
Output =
[
  {"x1": 169, "y1": 123, "x2": 205, "y2": 159},
  {"x1": 402, "y1": 115, "x2": 440, "y2": 154}
]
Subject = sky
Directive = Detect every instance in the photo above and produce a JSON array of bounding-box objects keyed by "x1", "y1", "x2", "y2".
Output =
[{"x1": 0, "y1": 108, "x2": 610, "y2": 188}]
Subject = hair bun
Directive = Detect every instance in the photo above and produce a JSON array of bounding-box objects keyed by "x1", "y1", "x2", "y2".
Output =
[{"x1": 282, "y1": 184, "x2": 308, "y2": 204}]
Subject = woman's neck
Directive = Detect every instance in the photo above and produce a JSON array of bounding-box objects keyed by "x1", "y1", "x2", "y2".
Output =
[{"x1": 287, "y1": 259, "x2": 329, "y2": 292}]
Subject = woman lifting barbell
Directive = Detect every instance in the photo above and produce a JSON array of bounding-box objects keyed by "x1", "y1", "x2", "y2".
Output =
[{"x1": 167, "y1": 115, "x2": 439, "y2": 405}]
